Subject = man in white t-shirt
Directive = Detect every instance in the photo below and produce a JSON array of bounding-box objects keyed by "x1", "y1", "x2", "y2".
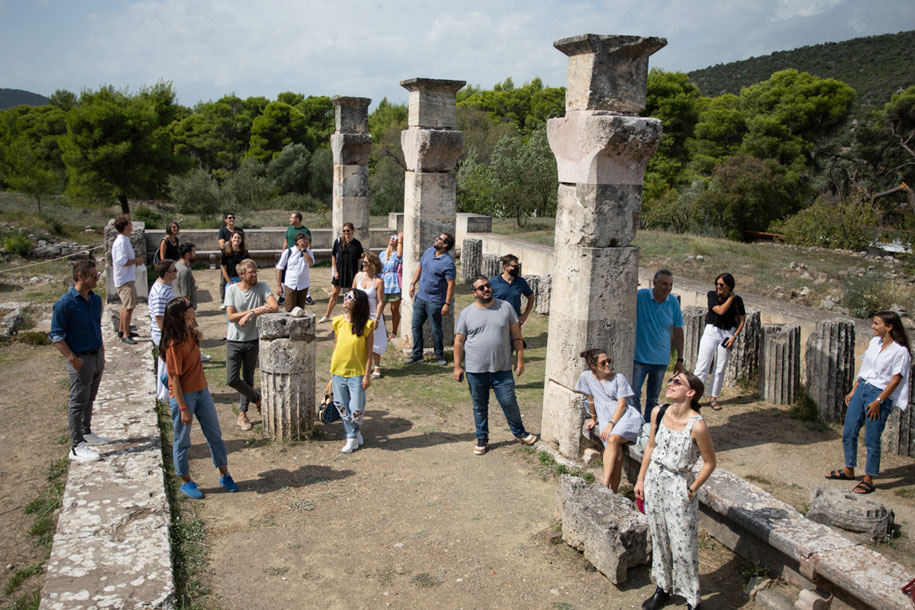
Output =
[
  {"x1": 275, "y1": 232, "x2": 315, "y2": 312},
  {"x1": 149, "y1": 259, "x2": 177, "y2": 402},
  {"x1": 224, "y1": 258, "x2": 277, "y2": 430},
  {"x1": 111, "y1": 215, "x2": 145, "y2": 345}
]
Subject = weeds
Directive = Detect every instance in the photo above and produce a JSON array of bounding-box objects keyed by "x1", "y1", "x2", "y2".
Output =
[
  {"x1": 3, "y1": 563, "x2": 43, "y2": 596},
  {"x1": 788, "y1": 386, "x2": 821, "y2": 423},
  {"x1": 537, "y1": 451, "x2": 595, "y2": 484}
]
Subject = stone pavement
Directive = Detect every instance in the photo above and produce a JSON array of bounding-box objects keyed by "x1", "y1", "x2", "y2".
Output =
[{"x1": 40, "y1": 303, "x2": 175, "y2": 610}]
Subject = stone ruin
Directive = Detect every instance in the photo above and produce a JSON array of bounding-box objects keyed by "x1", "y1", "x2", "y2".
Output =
[
  {"x1": 331, "y1": 96, "x2": 372, "y2": 242},
  {"x1": 257, "y1": 312, "x2": 316, "y2": 441},
  {"x1": 540, "y1": 34, "x2": 665, "y2": 459}
]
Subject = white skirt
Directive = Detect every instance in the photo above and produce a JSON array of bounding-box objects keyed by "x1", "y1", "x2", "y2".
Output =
[{"x1": 371, "y1": 314, "x2": 387, "y2": 355}]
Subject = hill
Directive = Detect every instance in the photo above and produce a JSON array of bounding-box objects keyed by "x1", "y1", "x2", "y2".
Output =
[
  {"x1": 688, "y1": 30, "x2": 915, "y2": 118},
  {"x1": 0, "y1": 88, "x2": 49, "y2": 110}
]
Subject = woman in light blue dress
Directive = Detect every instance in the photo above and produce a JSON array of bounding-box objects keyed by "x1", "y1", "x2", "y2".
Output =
[
  {"x1": 575, "y1": 348, "x2": 643, "y2": 492},
  {"x1": 378, "y1": 232, "x2": 403, "y2": 340}
]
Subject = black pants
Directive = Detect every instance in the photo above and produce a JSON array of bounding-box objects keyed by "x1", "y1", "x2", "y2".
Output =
[{"x1": 226, "y1": 340, "x2": 260, "y2": 412}]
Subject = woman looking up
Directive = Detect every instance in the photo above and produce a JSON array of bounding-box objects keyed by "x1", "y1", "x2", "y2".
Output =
[
  {"x1": 826, "y1": 310, "x2": 911, "y2": 494},
  {"x1": 354, "y1": 252, "x2": 388, "y2": 378},
  {"x1": 574, "y1": 348, "x2": 642, "y2": 492},
  {"x1": 379, "y1": 232, "x2": 404, "y2": 340},
  {"x1": 635, "y1": 372, "x2": 717, "y2": 610},
  {"x1": 321, "y1": 222, "x2": 363, "y2": 323},
  {"x1": 330, "y1": 289, "x2": 375, "y2": 453},
  {"x1": 693, "y1": 273, "x2": 746, "y2": 410},
  {"x1": 160, "y1": 297, "x2": 237, "y2": 499}
]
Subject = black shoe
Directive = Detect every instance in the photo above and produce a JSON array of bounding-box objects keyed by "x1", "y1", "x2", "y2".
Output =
[
  {"x1": 121, "y1": 336, "x2": 137, "y2": 345},
  {"x1": 687, "y1": 604, "x2": 700, "y2": 610},
  {"x1": 305, "y1": 297, "x2": 316, "y2": 305},
  {"x1": 642, "y1": 587, "x2": 670, "y2": 610},
  {"x1": 404, "y1": 355, "x2": 423, "y2": 365},
  {"x1": 277, "y1": 296, "x2": 285, "y2": 305}
]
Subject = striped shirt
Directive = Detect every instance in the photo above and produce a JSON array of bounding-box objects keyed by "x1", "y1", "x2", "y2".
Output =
[{"x1": 148, "y1": 281, "x2": 174, "y2": 343}]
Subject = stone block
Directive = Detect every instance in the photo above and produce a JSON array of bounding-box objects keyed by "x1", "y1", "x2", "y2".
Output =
[
  {"x1": 331, "y1": 132, "x2": 372, "y2": 165},
  {"x1": 536, "y1": 275, "x2": 551, "y2": 315},
  {"x1": 388, "y1": 212, "x2": 404, "y2": 233},
  {"x1": 460, "y1": 239, "x2": 482, "y2": 283},
  {"x1": 332, "y1": 164, "x2": 370, "y2": 242},
  {"x1": 681, "y1": 305, "x2": 706, "y2": 371},
  {"x1": 807, "y1": 487, "x2": 894, "y2": 542},
  {"x1": 543, "y1": 247, "x2": 638, "y2": 390},
  {"x1": 724, "y1": 309, "x2": 761, "y2": 387},
  {"x1": 257, "y1": 312, "x2": 315, "y2": 341},
  {"x1": 556, "y1": 474, "x2": 650, "y2": 584},
  {"x1": 759, "y1": 323, "x2": 800, "y2": 405},
  {"x1": 541, "y1": 380, "x2": 588, "y2": 457},
  {"x1": 795, "y1": 589, "x2": 831, "y2": 610},
  {"x1": 547, "y1": 113, "x2": 662, "y2": 187},
  {"x1": 553, "y1": 34, "x2": 667, "y2": 113},
  {"x1": 804, "y1": 319, "x2": 855, "y2": 423},
  {"x1": 258, "y1": 312, "x2": 316, "y2": 441},
  {"x1": 456, "y1": 212, "x2": 493, "y2": 238},
  {"x1": 553, "y1": 183, "x2": 644, "y2": 249},
  {"x1": 401, "y1": 78, "x2": 466, "y2": 128},
  {"x1": 755, "y1": 588, "x2": 797, "y2": 610},
  {"x1": 883, "y1": 393, "x2": 915, "y2": 457},
  {"x1": 481, "y1": 254, "x2": 501, "y2": 279},
  {"x1": 331, "y1": 96, "x2": 370, "y2": 133},
  {"x1": 401, "y1": 127, "x2": 464, "y2": 172}
]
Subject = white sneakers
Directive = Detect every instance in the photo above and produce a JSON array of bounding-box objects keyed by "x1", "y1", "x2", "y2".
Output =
[
  {"x1": 70, "y1": 442, "x2": 100, "y2": 462},
  {"x1": 83, "y1": 433, "x2": 109, "y2": 446},
  {"x1": 341, "y1": 438, "x2": 359, "y2": 453},
  {"x1": 356, "y1": 430, "x2": 364, "y2": 446},
  {"x1": 318, "y1": 316, "x2": 330, "y2": 323}
]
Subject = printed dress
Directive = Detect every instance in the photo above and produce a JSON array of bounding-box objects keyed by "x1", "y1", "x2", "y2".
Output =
[{"x1": 644, "y1": 413, "x2": 703, "y2": 607}]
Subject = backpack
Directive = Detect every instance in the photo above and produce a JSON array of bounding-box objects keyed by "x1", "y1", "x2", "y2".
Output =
[
  {"x1": 152, "y1": 239, "x2": 164, "y2": 265},
  {"x1": 636, "y1": 404, "x2": 669, "y2": 452}
]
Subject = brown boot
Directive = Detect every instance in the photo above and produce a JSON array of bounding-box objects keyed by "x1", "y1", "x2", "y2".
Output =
[{"x1": 237, "y1": 412, "x2": 253, "y2": 431}]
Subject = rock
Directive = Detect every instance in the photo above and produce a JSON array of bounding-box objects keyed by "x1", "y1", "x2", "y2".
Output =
[
  {"x1": 807, "y1": 486, "x2": 894, "y2": 542},
  {"x1": 799, "y1": 286, "x2": 810, "y2": 297},
  {"x1": 556, "y1": 474, "x2": 650, "y2": 584},
  {"x1": 789, "y1": 261, "x2": 798, "y2": 269},
  {"x1": 0, "y1": 307, "x2": 23, "y2": 337},
  {"x1": 799, "y1": 271, "x2": 812, "y2": 280},
  {"x1": 695, "y1": 254, "x2": 704, "y2": 262},
  {"x1": 289, "y1": 306, "x2": 305, "y2": 318},
  {"x1": 890, "y1": 303, "x2": 907, "y2": 317}
]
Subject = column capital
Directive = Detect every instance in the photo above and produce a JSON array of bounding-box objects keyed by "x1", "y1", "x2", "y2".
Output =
[
  {"x1": 331, "y1": 96, "x2": 371, "y2": 133},
  {"x1": 400, "y1": 78, "x2": 466, "y2": 128},
  {"x1": 553, "y1": 34, "x2": 666, "y2": 113}
]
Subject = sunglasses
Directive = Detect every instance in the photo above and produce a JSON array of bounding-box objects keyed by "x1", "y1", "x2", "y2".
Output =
[
  {"x1": 343, "y1": 229, "x2": 353, "y2": 233},
  {"x1": 473, "y1": 283, "x2": 491, "y2": 291},
  {"x1": 84, "y1": 272, "x2": 101, "y2": 279},
  {"x1": 226, "y1": 216, "x2": 235, "y2": 220},
  {"x1": 715, "y1": 282, "x2": 726, "y2": 287},
  {"x1": 668, "y1": 377, "x2": 683, "y2": 386},
  {"x1": 596, "y1": 359, "x2": 611, "y2": 367},
  {"x1": 344, "y1": 293, "x2": 355, "y2": 301}
]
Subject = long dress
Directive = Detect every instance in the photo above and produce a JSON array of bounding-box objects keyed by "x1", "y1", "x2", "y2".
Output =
[
  {"x1": 644, "y1": 412, "x2": 703, "y2": 607},
  {"x1": 356, "y1": 274, "x2": 388, "y2": 355}
]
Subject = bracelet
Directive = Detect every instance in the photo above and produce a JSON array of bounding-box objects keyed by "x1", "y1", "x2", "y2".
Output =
[
  {"x1": 179, "y1": 406, "x2": 188, "y2": 411},
  {"x1": 676, "y1": 358, "x2": 684, "y2": 362}
]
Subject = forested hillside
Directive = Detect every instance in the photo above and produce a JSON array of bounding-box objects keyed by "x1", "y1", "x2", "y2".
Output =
[
  {"x1": 688, "y1": 30, "x2": 915, "y2": 119},
  {"x1": 0, "y1": 89, "x2": 49, "y2": 110}
]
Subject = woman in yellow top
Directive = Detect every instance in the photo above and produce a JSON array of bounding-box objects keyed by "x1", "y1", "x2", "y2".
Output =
[{"x1": 331, "y1": 289, "x2": 376, "y2": 453}]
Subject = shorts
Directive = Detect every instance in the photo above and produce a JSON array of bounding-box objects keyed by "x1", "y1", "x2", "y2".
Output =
[
  {"x1": 117, "y1": 281, "x2": 138, "y2": 309},
  {"x1": 383, "y1": 292, "x2": 402, "y2": 303}
]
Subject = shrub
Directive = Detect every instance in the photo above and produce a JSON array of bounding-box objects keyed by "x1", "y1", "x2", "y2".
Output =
[
  {"x1": 775, "y1": 196, "x2": 881, "y2": 251},
  {"x1": 131, "y1": 204, "x2": 165, "y2": 227},
  {"x1": 223, "y1": 159, "x2": 271, "y2": 210},
  {"x1": 3, "y1": 233, "x2": 33, "y2": 255},
  {"x1": 168, "y1": 169, "x2": 221, "y2": 219}
]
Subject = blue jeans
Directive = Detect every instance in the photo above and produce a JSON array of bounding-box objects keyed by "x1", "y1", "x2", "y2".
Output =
[
  {"x1": 466, "y1": 370, "x2": 527, "y2": 441},
  {"x1": 632, "y1": 360, "x2": 668, "y2": 422},
  {"x1": 170, "y1": 387, "x2": 227, "y2": 477},
  {"x1": 843, "y1": 381, "x2": 893, "y2": 477},
  {"x1": 332, "y1": 375, "x2": 366, "y2": 439},
  {"x1": 411, "y1": 296, "x2": 444, "y2": 360}
]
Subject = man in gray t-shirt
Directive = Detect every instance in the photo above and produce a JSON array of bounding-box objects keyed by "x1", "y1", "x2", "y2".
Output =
[
  {"x1": 224, "y1": 259, "x2": 277, "y2": 430},
  {"x1": 453, "y1": 275, "x2": 538, "y2": 456}
]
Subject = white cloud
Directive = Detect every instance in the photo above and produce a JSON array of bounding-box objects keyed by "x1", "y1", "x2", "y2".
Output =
[{"x1": 772, "y1": 0, "x2": 841, "y2": 22}]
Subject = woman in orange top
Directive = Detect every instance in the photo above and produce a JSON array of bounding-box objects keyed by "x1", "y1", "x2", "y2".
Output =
[{"x1": 160, "y1": 297, "x2": 238, "y2": 499}]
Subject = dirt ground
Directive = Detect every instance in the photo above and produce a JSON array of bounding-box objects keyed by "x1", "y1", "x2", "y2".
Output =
[{"x1": 2, "y1": 263, "x2": 914, "y2": 609}]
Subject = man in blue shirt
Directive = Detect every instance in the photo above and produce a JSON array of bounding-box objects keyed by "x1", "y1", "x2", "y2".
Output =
[
  {"x1": 634, "y1": 269, "x2": 684, "y2": 422},
  {"x1": 406, "y1": 232, "x2": 456, "y2": 366},
  {"x1": 490, "y1": 254, "x2": 534, "y2": 323},
  {"x1": 50, "y1": 260, "x2": 108, "y2": 462}
]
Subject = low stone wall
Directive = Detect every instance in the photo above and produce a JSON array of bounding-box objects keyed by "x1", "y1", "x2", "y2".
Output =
[{"x1": 40, "y1": 304, "x2": 175, "y2": 609}]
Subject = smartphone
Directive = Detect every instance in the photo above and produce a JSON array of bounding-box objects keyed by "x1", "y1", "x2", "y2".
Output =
[
  {"x1": 721, "y1": 337, "x2": 731, "y2": 348},
  {"x1": 457, "y1": 372, "x2": 464, "y2": 382}
]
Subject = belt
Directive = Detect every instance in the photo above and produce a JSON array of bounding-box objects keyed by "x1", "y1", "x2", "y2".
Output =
[{"x1": 73, "y1": 348, "x2": 100, "y2": 356}]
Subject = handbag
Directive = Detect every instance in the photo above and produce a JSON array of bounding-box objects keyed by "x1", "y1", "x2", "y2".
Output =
[{"x1": 317, "y1": 378, "x2": 340, "y2": 424}]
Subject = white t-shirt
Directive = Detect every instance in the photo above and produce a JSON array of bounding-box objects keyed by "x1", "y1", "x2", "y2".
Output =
[
  {"x1": 858, "y1": 336, "x2": 912, "y2": 410},
  {"x1": 276, "y1": 246, "x2": 314, "y2": 290},
  {"x1": 111, "y1": 234, "x2": 136, "y2": 287}
]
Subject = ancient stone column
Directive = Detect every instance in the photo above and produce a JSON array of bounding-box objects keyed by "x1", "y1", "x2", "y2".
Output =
[
  {"x1": 759, "y1": 323, "x2": 801, "y2": 405},
  {"x1": 481, "y1": 254, "x2": 502, "y2": 279},
  {"x1": 681, "y1": 306, "x2": 706, "y2": 372},
  {"x1": 257, "y1": 312, "x2": 316, "y2": 441},
  {"x1": 399, "y1": 78, "x2": 465, "y2": 350},
  {"x1": 541, "y1": 34, "x2": 665, "y2": 458},
  {"x1": 460, "y1": 238, "x2": 482, "y2": 283},
  {"x1": 883, "y1": 369, "x2": 915, "y2": 457},
  {"x1": 724, "y1": 309, "x2": 761, "y2": 387},
  {"x1": 805, "y1": 318, "x2": 856, "y2": 423},
  {"x1": 331, "y1": 96, "x2": 372, "y2": 242},
  {"x1": 536, "y1": 275, "x2": 552, "y2": 315}
]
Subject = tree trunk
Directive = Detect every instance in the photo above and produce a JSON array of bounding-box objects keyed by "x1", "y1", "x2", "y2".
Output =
[{"x1": 118, "y1": 194, "x2": 130, "y2": 217}]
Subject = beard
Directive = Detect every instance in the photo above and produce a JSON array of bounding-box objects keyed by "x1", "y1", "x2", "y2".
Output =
[{"x1": 478, "y1": 294, "x2": 493, "y2": 304}]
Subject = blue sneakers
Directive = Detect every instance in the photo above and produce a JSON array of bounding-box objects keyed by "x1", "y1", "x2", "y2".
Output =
[
  {"x1": 179, "y1": 481, "x2": 204, "y2": 499},
  {"x1": 220, "y1": 474, "x2": 238, "y2": 492}
]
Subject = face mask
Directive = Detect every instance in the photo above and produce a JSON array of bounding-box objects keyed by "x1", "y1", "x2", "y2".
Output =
[{"x1": 508, "y1": 267, "x2": 520, "y2": 277}]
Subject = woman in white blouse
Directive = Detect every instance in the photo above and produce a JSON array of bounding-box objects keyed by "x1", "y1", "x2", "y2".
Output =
[{"x1": 826, "y1": 311, "x2": 911, "y2": 494}]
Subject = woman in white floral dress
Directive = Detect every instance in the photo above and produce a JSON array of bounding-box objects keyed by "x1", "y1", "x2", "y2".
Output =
[{"x1": 634, "y1": 371, "x2": 717, "y2": 610}]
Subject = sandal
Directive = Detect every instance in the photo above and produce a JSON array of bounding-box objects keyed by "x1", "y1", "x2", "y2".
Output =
[
  {"x1": 825, "y1": 469, "x2": 854, "y2": 480},
  {"x1": 853, "y1": 480, "x2": 876, "y2": 494},
  {"x1": 710, "y1": 398, "x2": 722, "y2": 410}
]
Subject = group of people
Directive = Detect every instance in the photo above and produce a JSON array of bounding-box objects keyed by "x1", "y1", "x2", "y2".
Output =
[{"x1": 49, "y1": 215, "x2": 913, "y2": 610}]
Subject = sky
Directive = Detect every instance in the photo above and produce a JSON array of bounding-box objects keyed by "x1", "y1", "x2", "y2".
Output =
[{"x1": 1, "y1": 0, "x2": 913, "y2": 109}]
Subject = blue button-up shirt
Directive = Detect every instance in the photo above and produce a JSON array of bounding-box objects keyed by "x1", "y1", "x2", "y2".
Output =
[
  {"x1": 417, "y1": 247, "x2": 456, "y2": 305},
  {"x1": 49, "y1": 287, "x2": 103, "y2": 352}
]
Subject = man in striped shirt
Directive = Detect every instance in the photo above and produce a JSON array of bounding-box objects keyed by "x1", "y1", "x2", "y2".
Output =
[{"x1": 149, "y1": 259, "x2": 177, "y2": 402}]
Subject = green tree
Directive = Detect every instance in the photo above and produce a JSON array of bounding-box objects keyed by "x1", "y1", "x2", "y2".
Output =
[
  {"x1": 643, "y1": 69, "x2": 701, "y2": 188},
  {"x1": 61, "y1": 82, "x2": 189, "y2": 214},
  {"x1": 307, "y1": 147, "x2": 333, "y2": 201},
  {"x1": 266, "y1": 143, "x2": 311, "y2": 195},
  {"x1": 368, "y1": 98, "x2": 408, "y2": 214},
  {"x1": 168, "y1": 168, "x2": 221, "y2": 218},
  {"x1": 248, "y1": 101, "x2": 310, "y2": 161},
  {"x1": 458, "y1": 77, "x2": 565, "y2": 133},
  {"x1": 485, "y1": 125, "x2": 557, "y2": 226},
  {"x1": 222, "y1": 158, "x2": 270, "y2": 210}
]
